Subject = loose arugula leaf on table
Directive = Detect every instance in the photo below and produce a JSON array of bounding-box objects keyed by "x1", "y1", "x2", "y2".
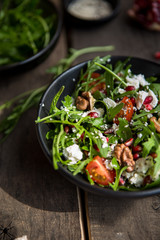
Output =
[{"x1": 0, "y1": 45, "x2": 114, "y2": 142}]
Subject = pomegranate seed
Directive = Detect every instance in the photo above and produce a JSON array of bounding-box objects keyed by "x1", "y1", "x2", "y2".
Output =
[
  {"x1": 64, "y1": 125, "x2": 70, "y2": 133},
  {"x1": 143, "y1": 175, "x2": 152, "y2": 186},
  {"x1": 132, "y1": 145, "x2": 142, "y2": 152},
  {"x1": 125, "y1": 86, "x2": 135, "y2": 91},
  {"x1": 133, "y1": 153, "x2": 140, "y2": 160},
  {"x1": 155, "y1": 51, "x2": 160, "y2": 59},
  {"x1": 145, "y1": 104, "x2": 152, "y2": 111},
  {"x1": 130, "y1": 97, "x2": 136, "y2": 106},
  {"x1": 94, "y1": 144, "x2": 99, "y2": 152},
  {"x1": 80, "y1": 132, "x2": 85, "y2": 141},
  {"x1": 88, "y1": 112, "x2": 99, "y2": 118},
  {"x1": 150, "y1": 152, "x2": 157, "y2": 159},
  {"x1": 119, "y1": 177, "x2": 125, "y2": 185},
  {"x1": 125, "y1": 138, "x2": 134, "y2": 147},
  {"x1": 143, "y1": 96, "x2": 153, "y2": 104},
  {"x1": 106, "y1": 137, "x2": 109, "y2": 142}
]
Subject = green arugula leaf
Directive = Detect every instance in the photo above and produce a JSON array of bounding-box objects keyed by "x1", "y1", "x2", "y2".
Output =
[
  {"x1": 116, "y1": 118, "x2": 132, "y2": 141},
  {"x1": 107, "y1": 102, "x2": 124, "y2": 122},
  {"x1": 62, "y1": 95, "x2": 73, "y2": 108}
]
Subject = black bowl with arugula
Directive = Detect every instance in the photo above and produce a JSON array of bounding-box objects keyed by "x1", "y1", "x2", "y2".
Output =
[
  {"x1": 36, "y1": 55, "x2": 160, "y2": 198},
  {"x1": 0, "y1": 0, "x2": 62, "y2": 74}
]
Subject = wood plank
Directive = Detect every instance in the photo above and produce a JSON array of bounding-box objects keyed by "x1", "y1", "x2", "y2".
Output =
[
  {"x1": 0, "y1": 1, "x2": 82, "y2": 239},
  {"x1": 68, "y1": 0, "x2": 160, "y2": 239}
]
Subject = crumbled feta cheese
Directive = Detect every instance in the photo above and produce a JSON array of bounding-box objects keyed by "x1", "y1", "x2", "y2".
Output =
[
  {"x1": 126, "y1": 76, "x2": 140, "y2": 89},
  {"x1": 147, "y1": 113, "x2": 153, "y2": 119},
  {"x1": 148, "y1": 89, "x2": 158, "y2": 108},
  {"x1": 129, "y1": 173, "x2": 144, "y2": 187},
  {"x1": 126, "y1": 74, "x2": 149, "y2": 89},
  {"x1": 137, "y1": 133, "x2": 142, "y2": 138},
  {"x1": 82, "y1": 107, "x2": 104, "y2": 117},
  {"x1": 103, "y1": 97, "x2": 117, "y2": 109},
  {"x1": 63, "y1": 144, "x2": 83, "y2": 165},
  {"x1": 118, "y1": 88, "x2": 126, "y2": 94},
  {"x1": 135, "y1": 157, "x2": 153, "y2": 174},
  {"x1": 136, "y1": 90, "x2": 148, "y2": 110},
  {"x1": 97, "y1": 131, "x2": 108, "y2": 148},
  {"x1": 136, "y1": 74, "x2": 150, "y2": 87}
]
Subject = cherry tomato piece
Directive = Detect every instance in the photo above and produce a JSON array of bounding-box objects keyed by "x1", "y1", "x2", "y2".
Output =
[
  {"x1": 86, "y1": 156, "x2": 115, "y2": 186},
  {"x1": 114, "y1": 96, "x2": 134, "y2": 124}
]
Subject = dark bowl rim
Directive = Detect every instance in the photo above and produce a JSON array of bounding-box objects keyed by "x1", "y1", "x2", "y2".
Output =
[
  {"x1": 36, "y1": 55, "x2": 160, "y2": 198},
  {"x1": 64, "y1": 0, "x2": 121, "y2": 24},
  {"x1": 0, "y1": 0, "x2": 63, "y2": 72}
]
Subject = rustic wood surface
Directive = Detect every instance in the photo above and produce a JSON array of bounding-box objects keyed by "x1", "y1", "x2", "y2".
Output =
[{"x1": 0, "y1": 0, "x2": 160, "y2": 239}]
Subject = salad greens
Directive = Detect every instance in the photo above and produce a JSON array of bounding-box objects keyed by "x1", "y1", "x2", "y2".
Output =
[
  {"x1": 0, "y1": 0, "x2": 56, "y2": 65},
  {"x1": 0, "y1": 45, "x2": 114, "y2": 142},
  {"x1": 36, "y1": 55, "x2": 160, "y2": 191}
]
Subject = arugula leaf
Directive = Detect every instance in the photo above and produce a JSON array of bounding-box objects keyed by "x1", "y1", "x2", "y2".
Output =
[
  {"x1": 107, "y1": 103, "x2": 124, "y2": 122},
  {"x1": 116, "y1": 118, "x2": 132, "y2": 141},
  {"x1": 142, "y1": 136, "x2": 155, "y2": 157},
  {"x1": 133, "y1": 104, "x2": 160, "y2": 120},
  {"x1": 61, "y1": 95, "x2": 73, "y2": 108},
  {"x1": 49, "y1": 86, "x2": 64, "y2": 113}
]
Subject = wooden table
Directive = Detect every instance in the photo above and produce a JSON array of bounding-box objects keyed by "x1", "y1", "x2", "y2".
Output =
[{"x1": 1, "y1": 0, "x2": 160, "y2": 239}]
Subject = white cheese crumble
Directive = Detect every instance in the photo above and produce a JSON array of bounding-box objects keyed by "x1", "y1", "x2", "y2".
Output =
[
  {"x1": 126, "y1": 74, "x2": 149, "y2": 89},
  {"x1": 135, "y1": 157, "x2": 153, "y2": 174},
  {"x1": 122, "y1": 156, "x2": 153, "y2": 187},
  {"x1": 136, "y1": 90, "x2": 148, "y2": 110},
  {"x1": 63, "y1": 144, "x2": 83, "y2": 165},
  {"x1": 118, "y1": 88, "x2": 126, "y2": 94},
  {"x1": 103, "y1": 97, "x2": 117, "y2": 109},
  {"x1": 82, "y1": 107, "x2": 104, "y2": 117},
  {"x1": 148, "y1": 89, "x2": 158, "y2": 108},
  {"x1": 129, "y1": 173, "x2": 144, "y2": 187}
]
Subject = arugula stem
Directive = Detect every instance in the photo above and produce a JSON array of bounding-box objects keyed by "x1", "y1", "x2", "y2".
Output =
[{"x1": 95, "y1": 62, "x2": 127, "y2": 86}]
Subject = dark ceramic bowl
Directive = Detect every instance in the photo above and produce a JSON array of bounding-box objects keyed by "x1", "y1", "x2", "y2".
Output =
[
  {"x1": 37, "y1": 56, "x2": 160, "y2": 198},
  {"x1": 63, "y1": 0, "x2": 120, "y2": 26},
  {"x1": 0, "y1": 0, "x2": 62, "y2": 75}
]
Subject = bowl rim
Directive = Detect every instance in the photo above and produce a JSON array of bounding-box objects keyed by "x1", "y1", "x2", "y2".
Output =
[
  {"x1": 37, "y1": 55, "x2": 160, "y2": 198},
  {"x1": 0, "y1": 0, "x2": 62, "y2": 73}
]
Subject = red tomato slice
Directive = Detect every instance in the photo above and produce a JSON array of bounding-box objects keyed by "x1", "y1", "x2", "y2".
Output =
[
  {"x1": 114, "y1": 96, "x2": 134, "y2": 124},
  {"x1": 86, "y1": 156, "x2": 115, "y2": 186}
]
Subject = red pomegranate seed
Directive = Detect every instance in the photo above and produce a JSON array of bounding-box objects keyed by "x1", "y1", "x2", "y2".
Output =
[
  {"x1": 125, "y1": 138, "x2": 134, "y2": 147},
  {"x1": 133, "y1": 153, "x2": 139, "y2": 160},
  {"x1": 130, "y1": 97, "x2": 136, "y2": 106},
  {"x1": 64, "y1": 125, "x2": 70, "y2": 133},
  {"x1": 150, "y1": 152, "x2": 157, "y2": 159},
  {"x1": 143, "y1": 96, "x2": 153, "y2": 104},
  {"x1": 94, "y1": 144, "x2": 99, "y2": 152},
  {"x1": 155, "y1": 51, "x2": 160, "y2": 59},
  {"x1": 132, "y1": 145, "x2": 142, "y2": 152},
  {"x1": 145, "y1": 104, "x2": 152, "y2": 111},
  {"x1": 143, "y1": 175, "x2": 152, "y2": 186},
  {"x1": 119, "y1": 177, "x2": 125, "y2": 185},
  {"x1": 88, "y1": 112, "x2": 99, "y2": 118},
  {"x1": 125, "y1": 86, "x2": 135, "y2": 91},
  {"x1": 106, "y1": 137, "x2": 109, "y2": 142},
  {"x1": 80, "y1": 132, "x2": 85, "y2": 141}
]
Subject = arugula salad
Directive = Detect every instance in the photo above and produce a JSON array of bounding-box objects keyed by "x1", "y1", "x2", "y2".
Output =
[{"x1": 36, "y1": 56, "x2": 160, "y2": 191}]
